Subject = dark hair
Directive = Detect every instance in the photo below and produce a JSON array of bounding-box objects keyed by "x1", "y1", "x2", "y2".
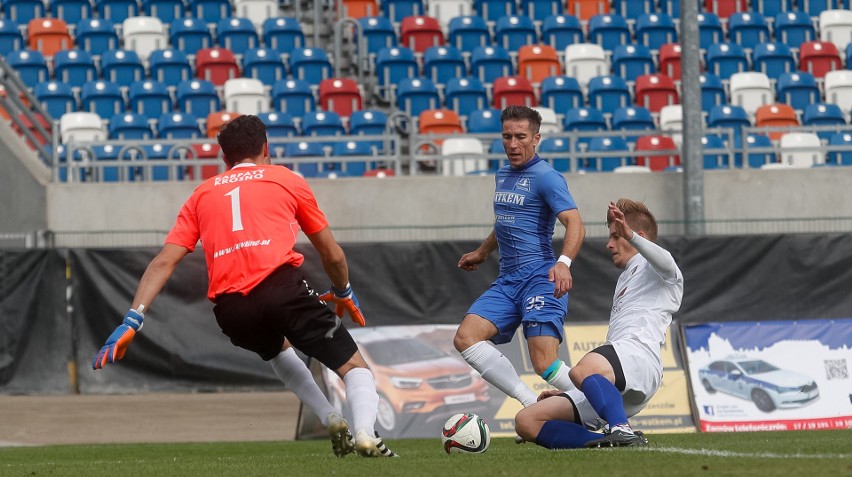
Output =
[
  {"x1": 500, "y1": 105, "x2": 542, "y2": 134},
  {"x1": 217, "y1": 115, "x2": 267, "y2": 168},
  {"x1": 608, "y1": 198, "x2": 659, "y2": 241}
]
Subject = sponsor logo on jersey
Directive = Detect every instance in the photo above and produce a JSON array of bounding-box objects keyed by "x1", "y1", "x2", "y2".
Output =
[
  {"x1": 494, "y1": 191, "x2": 526, "y2": 205},
  {"x1": 214, "y1": 169, "x2": 265, "y2": 186},
  {"x1": 515, "y1": 177, "x2": 531, "y2": 192}
]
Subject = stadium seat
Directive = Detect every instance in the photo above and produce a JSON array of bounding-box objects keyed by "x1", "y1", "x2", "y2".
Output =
[
  {"x1": 0, "y1": 19, "x2": 23, "y2": 56},
  {"x1": 751, "y1": 42, "x2": 796, "y2": 80},
  {"x1": 28, "y1": 18, "x2": 73, "y2": 56},
  {"x1": 658, "y1": 43, "x2": 681, "y2": 80},
  {"x1": 263, "y1": 17, "x2": 306, "y2": 55},
  {"x1": 241, "y1": 48, "x2": 287, "y2": 86},
  {"x1": 74, "y1": 23, "x2": 119, "y2": 60},
  {"x1": 101, "y1": 49, "x2": 146, "y2": 84},
  {"x1": 223, "y1": 78, "x2": 268, "y2": 115},
  {"x1": 400, "y1": 15, "x2": 444, "y2": 53},
  {"x1": 141, "y1": 0, "x2": 185, "y2": 24},
  {"x1": 2, "y1": 0, "x2": 45, "y2": 23},
  {"x1": 587, "y1": 13, "x2": 630, "y2": 52},
  {"x1": 80, "y1": 80, "x2": 125, "y2": 119},
  {"x1": 774, "y1": 11, "x2": 815, "y2": 48},
  {"x1": 586, "y1": 136, "x2": 629, "y2": 171},
  {"x1": 635, "y1": 135, "x2": 679, "y2": 171},
  {"x1": 234, "y1": 0, "x2": 277, "y2": 28},
  {"x1": 423, "y1": 46, "x2": 467, "y2": 84},
  {"x1": 727, "y1": 12, "x2": 769, "y2": 46},
  {"x1": 149, "y1": 49, "x2": 193, "y2": 84},
  {"x1": 540, "y1": 75, "x2": 583, "y2": 111},
  {"x1": 700, "y1": 73, "x2": 727, "y2": 114},
  {"x1": 329, "y1": 140, "x2": 375, "y2": 176},
  {"x1": 562, "y1": 107, "x2": 607, "y2": 147},
  {"x1": 705, "y1": 43, "x2": 748, "y2": 80},
  {"x1": 301, "y1": 111, "x2": 346, "y2": 137},
  {"x1": 776, "y1": 72, "x2": 820, "y2": 112},
  {"x1": 541, "y1": 14, "x2": 584, "y2": 50},
  {"x1": 259, "y1": 111, "x2": 298, "y2": 139},
  {"x1": 539, "y1": 137, "x2": 574, "y2": 171},
  {"x1": 799, "y1": 41, "x2": 842, "y2": 79},
  {"x1": 419, "y1": 109, "x2": 463, "y2": 151},
  {"x1": 283, "y1": 141, "x2": 325, "y2": 178},
  {"x1": 533, "y1": 106, "x2": 561, "y2": 133},
  {"x1": 802, "y1": 103, "x2": 846, "y2": 141},
  {"x1": 176, "y1": 79, "x2": 221, "y2": 118},
  {"x1": 634, "y1": 74, "x2": 679, "y2": 113},
  {"x1": 34, "y1": 80, "x2": 77, "y2": 119},
  {"x1": 517, "y1": 44, "x2": 561, "y2": 84},
  {"x1": 318, "y1": 77, "x2": 363, "y2": 118},
  {"x1": 289, "y1": 47, "x2": 333, "y2": 83},
  {"x1": 396, "y1": 77, "x2": 441, "y2": 117},
  {"x1": 5, "y1": 49, "x2": 48, "y2": 87},
  {"x1": 53, "y1": 49, "x2": 97, "y2": 84},
  {"x1": 465, "y1": 108, "x2": 501, "y2": 134},
  {"x1": 732, "y1": 133, "x2": 773, "y2": 168},
  {"x1": 470, "y1": 45, "x2": 514, "y2": 84},
  {"x1": 349, "y1": 109, "x2": 389, "y2": 151},
  {"x1": 339, "y1": 0, "x2": 379, "y2": 18},
  {"x1": 729, "y1": 72, "x2": 773, "y2": 116},
  {"x1": 170, "y1": 17, "x2": 213, "y2": 54},
  {"x1": 701, "y1": 134, "x2": 728, "y2": 169},
  {"x1": 755, "y1": 0, "x2": 791, "y2": 17},
  {"x1": 819, "y1": 10, "x2": 852, "y2": 53},
  {"x1": 612, "y1": 106, "x2": 655, "y2": 143},
  {"x1": 659, "y1": 104, "x2": 684, "y2": 147},
  {"x1": 447, "y1": 15, "x2": 490, "y2": 53},
  {"x1": 157, "y1": 111, "x2": 201, "y2": 139},
  {"x1": 778, "y1": 132, "x2": 823, "y2": 168},
  {"x1": 128, "y1": 80, "x2": 173, "y2": 120},
  {"x1": 634, "y1": 13, "x2": 677, "y2": 51},
  {"x1": 357, "y1": 16, "x2": 397, "y2": 55},
  {"x1": 381, "y1": 0, "x2": 424, "y2": 22},
  {"x1": 122, "y1": 16, "x2": 167, "y2": 61},
  {"x1": 271, "y1": 79, "x2": 315, "y2": 118},
  {"x1": 697, "y1": 13, "x2": 724, "y2": 50},
  {"x1": 704, "y1": 0, "x2": 746, "y2": 19},
  {"x1": 495, "y1": 15, "x2": 537, "y2": 52},
  {"x1": 441, "y1": 137, "x2": 487, "y2": 176},
  {"x1": 707, "y1": 105, "x2": 751, "y2": 139},
  {"x1": 587, "y1": 75, "x2": 631, "y2": 115},
  {"x1": 88, "y1": 144, "x2": 130, "y2": 182},
  {"x1": 492, "y1": 76, "x2": 536, "y2": 109},
  {"x1": 216, "y1": 17, "x2": 260, "y2": 52},
  {"x1": 189, "y1": 0, "x2": 232, "y2": 23},
  {"x1": 476, "y1": 0, "x2": 517, "y2": 22},
  {"x1": 206, "y1": 111, "x2": 240, "y2": 137},
  {"x1": 444, "y1": 77, "x2": 488, "y2": 112},
  {"x1": 196, "y1": 47, "x2": 240, "y2": 86},
  {"x1": 563, "y1": 43, "x2": 608, "y2": 87},
  {"x1": 566, "y1": 0, "x2": 608, "y2": 21},
  {"x1": 827, "y1": 132, "x2": 852, "y2": 166},
  {"x1": 109, "y1": 112, "x2": 154, "y2": 139},
  {"x1": 755, "y1": 103, "x2": 799, "y2": 140},
  {"x1": 612, "y1": 0, "x2": 652, "y2": 20},
  {"x1": 521, "y1": 0, "x2": 562, "y2": 21},
  {"x1": 59, "y1": 111, "x2": 106, "y2": 143},
  {"x1": 823, "y1": 70, "x2": 852, "y2": 113},
  {"x1": 611, "y1": 44, "x2": 655, "y2": 82}
]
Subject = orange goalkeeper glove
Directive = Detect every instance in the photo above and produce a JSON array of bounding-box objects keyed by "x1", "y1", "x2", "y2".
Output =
[
  {"x1": 319, "y1": 284, "x2": 366, "y2": 327},
  {"x1": 92, "y1": 308, "x2": 144, "y2": 370}
]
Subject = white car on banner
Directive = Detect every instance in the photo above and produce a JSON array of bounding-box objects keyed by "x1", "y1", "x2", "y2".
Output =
[{"x1": 698, "y1": 358, "x2": 820, "y2": 412}]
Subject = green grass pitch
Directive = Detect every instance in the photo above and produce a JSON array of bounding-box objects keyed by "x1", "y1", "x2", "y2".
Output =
[{"x1": 1, "y1": 430, "x2": 850, "y2": 477}]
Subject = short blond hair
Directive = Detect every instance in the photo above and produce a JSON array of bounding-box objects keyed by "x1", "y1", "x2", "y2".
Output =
[{"x1": 607, "y1": 198, "x2": 658, "y2": 241}]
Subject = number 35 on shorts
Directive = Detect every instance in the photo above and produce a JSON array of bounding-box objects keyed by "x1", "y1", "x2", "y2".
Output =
[{"x1": 525, "y1": 295, "x2": 545, "y2": 311}]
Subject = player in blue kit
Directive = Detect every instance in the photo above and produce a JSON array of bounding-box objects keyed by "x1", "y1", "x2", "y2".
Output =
[{"x1": 454, "y1": 106, "x2": 586, "y2": 407}]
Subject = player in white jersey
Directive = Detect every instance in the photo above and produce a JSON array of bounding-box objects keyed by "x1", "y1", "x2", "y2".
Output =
[{"x1": 514, "y1": 199, "x2": 684, "y2": 448}]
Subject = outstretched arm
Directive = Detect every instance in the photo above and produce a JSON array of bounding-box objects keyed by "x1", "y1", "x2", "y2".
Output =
[
  {"x1": 608, "y1": 202, "x2": 678, "y2": 280},
  {"x1": 131, "y1": 243, "x2": 191, "y2": 311}
]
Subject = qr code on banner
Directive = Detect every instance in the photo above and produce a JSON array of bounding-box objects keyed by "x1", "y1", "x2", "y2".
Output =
[{"x1": 824, "y1": 359, "x2": 848, "y2": 380}]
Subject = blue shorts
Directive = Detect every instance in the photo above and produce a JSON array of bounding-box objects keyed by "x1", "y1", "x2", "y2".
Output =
[{"x1": 466, "y1": 261, "x2": 568, "y2": 345}]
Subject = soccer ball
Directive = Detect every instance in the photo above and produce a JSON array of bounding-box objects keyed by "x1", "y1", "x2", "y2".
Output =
[{"x1": 441, "y1": 413, "x2": 490, "y2": 454}]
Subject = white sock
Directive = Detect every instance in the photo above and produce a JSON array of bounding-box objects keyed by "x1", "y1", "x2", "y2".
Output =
[
  {"x1": 343, "y1": 367, "x2": 379, "y2": 435},
  {"x1": 270, "y1": 348, "x2": 336, "y2": 426},
  {"x1": 542, "y1": 359, "x2": 577, "y2": 392},
  {"x1": 461, "y1": 341, "x2": 537, "y2": 407}
]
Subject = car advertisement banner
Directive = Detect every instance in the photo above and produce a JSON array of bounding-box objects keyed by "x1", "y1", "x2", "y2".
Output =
[
  {"x1": 314, "y1": 323, "x2": 695, "y2": 440},
  {"x1": 683, "y1": 319, "x2": 852, "y2": 432}
]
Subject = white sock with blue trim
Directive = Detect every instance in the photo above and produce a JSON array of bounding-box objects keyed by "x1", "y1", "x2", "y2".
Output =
[{"x1": 541, "y1": 359, "x2": 577, "y2": 392}]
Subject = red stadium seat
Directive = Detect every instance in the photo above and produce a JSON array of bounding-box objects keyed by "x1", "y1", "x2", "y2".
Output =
[
  {"x1": 195, "y1": 47, "x2": 240, "y2": 86},
  {"x1": 493, "y1": 76, "x2": 537, "y2": 109},
  {"x1": 658, "y1": 43, "x2": 682, "y2": 81},
  {"x1": 635, "y1": 134, "x2": 680, "y2": 171},
  {"x1": 400, "y1": 15, "x2": 444, "y2": 53},
  {"x1": 799, "y1": 41, "x2": 842, "y2": 79},
  {"x1": 704, "y1": 0, "x2": 746, "y2": 19},
  {"x1": 190, "y1": 142, "x2": 223, "y2": 179},
  {"x1": 318, "y1": 78, "x2": 363, "y2": 118},
  {"x1": 635, "y1": 73, "x2": 679, "y2": 113}
]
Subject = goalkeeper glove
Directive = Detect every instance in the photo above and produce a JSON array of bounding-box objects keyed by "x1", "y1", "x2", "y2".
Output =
[
  {"x1": 92, "y1": 308, "x2": 144, "y2": 370},
  {"x1": 319, "y1": 284, "x2": 366, "y2": 327}
]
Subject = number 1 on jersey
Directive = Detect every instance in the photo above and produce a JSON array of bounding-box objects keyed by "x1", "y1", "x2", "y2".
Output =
[{"x1": 225, "y1": 187, "x2": 244, "y2": 232}]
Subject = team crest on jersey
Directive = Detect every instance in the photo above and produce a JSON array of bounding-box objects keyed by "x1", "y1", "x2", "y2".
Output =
[{"x1": 515, "y1": 177, "x2": 531, "y2": 192}]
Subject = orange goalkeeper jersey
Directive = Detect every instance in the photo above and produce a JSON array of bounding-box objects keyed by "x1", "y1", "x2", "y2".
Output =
[{"x1": 165, "y1": 163, "x2": 329, "y2": 300}]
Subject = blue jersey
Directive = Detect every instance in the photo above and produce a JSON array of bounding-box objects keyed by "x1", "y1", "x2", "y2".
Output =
[{"x1": 493, "y1": 155, "x2": 577, "y2": 274}]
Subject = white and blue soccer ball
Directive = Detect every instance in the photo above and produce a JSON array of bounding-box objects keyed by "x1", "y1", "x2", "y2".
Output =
[{"x1": 441, "y1": 413, "x2": 491, "y2": 454}]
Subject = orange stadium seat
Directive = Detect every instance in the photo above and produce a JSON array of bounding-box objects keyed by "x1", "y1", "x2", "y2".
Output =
[
  {"x1": 27, "y1": 18, "x2": 73, "y2": 56},
  {"x1": 339, "y1": 0, "x2": 378, "y2": 18},
  {"x1": 755, "y1": 103, "x2": 799, "y2": 141},
  {"x1": 206, "y1": 111, "x2": 241, "y2": 137},
  {"x1": 566, "y1": 0, "x2": 608, "y2": 20},
  {"x1": 517, "y1": 44, "x2": 561, "y2": 84}
]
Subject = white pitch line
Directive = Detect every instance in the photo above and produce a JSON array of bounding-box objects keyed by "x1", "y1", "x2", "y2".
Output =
[{"x1": 644, "y1": 446, "x2": 852, "y2": 460}]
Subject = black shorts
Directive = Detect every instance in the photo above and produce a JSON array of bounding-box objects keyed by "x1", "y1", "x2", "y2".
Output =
[
  {"x1": 590, "y1": 344, "x2": 626, "y2": 392},
  {"x1": 213, "y1": 265, "x2": 359, "y2": 370}
]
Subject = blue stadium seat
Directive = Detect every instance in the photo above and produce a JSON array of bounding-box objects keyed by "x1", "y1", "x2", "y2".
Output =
[
  {"x1": 176, "y1": 79, "x2": 221, "y2": 118},
  {"x1": 217, "y1": 17, "x2": 259, "y2": 51},
  {"x1": 283, "y1": 141, "x2": 323, "y2": 177},
  {"x1": 728, "y1": 12, "x2": 770, "y2": 46},
  {"x1": 774, "y1": 11, "x2": 815, "y2": 49},
  {"x1": 381, "y1": 0, "x2": 423, "y2": 21},
  {"x1": 289, "y1": 47, "x2": 333, "y2": 83},
  {"x1": 562, "y1": 107, "x2": 608, "y2": 147},
  {"x1": 136, "y1": 143, "x2": 184, "y2": 181},
  {"x1": 612, "y1": 106, "x2": 655, "y2": 143},
  {"x1": 53, "y1": 49, "x2": 98, "y2": 85},
  {"x1": 697, "y1": 13, "x2": 724, "y2": 50},
  {"x1": 259, "y1": 111, "x2": 298, "y2": 152},
  {"x1": 142, "y1": 0, "x2": 186, "y2": 24},
  {"x1": 81, "y1": 80, "x2": 125, "y2": 119},
  {"x1": 349, "y1": 109, "x2": 388, "y2": 151},
  {"x1": 396, "y1": 77, "x2": 440, "y2": 117},
  {"x1": 109, "y1": 112, "x2": 154, "y2": 139},
  {"x1": 754, "y1": 0, "x2": 791, "y2": 17},
  {"x1": 587, "y1": 136, "x2": 630, "y2": 171},
  {"x1": 263, "y1": 17, "x2": 306, "y2": 55},
  {"x1": 736, "y1": 133, "x2": 774, "y2": 168},
  {"x1": 752, "y1": 42, "x2": 795, "y2": 80},
  {"x1": 466, "y1": 108, "x2": 501, "y2": 134},
  {"x1": 494, "y1": 15, "x2": 537, "y2": 52},
  {"x1": 470, "y1": 45, "x2": 514, "y2": 83},
  {"x1": 128, "y1": 80, "x2": 172, "y2": 120},
  {"x1": 242, "y1": 48, "x2": 287, "y2": 86},
  {"x1": 827, "y1": 132, "x2": 852, "y2": 166},
  {"x1": 707, "y1": 105, "x2": 751, "y2": 140},
  {"x1": 541, "y1": 14, "x2": 584, "y2": 50},
  {"x1": 330, "y1": 140, "x2": 374, "y2": 176},
  {"x1": 356, "y1": 16, "x2": 396, "y2": 56},
  {"x1": 89, "y1": 144, "x2": 128, "y2": 182},
  {"x1": 445, "y1": 77, "x2": 489, "y2": 112},
  {"x1": 634, "y1": 13, "x2": 677, "y2": 50},
  {"x1": 34, "y1": 80, "x2": 77, "y2": 118},
  {"x1": 271, "y1": 79, "x2": 315, "y2": 118},
  {"x1": 798, "y1": 0, "x2": 838, "y2": 16},
  {"x1": 2, "y1": 0, "x2": 46, "y2": 23},
  {"x1": 701, "y1": 134, "x2": 728, "y2": 169},
  {"x1": 538, "y1": 137, "x2": 572, "y2": 172},
  {"x1": 170, "y1": 17, "x2": 213, "y2": 54},
  {"x1": 659, "y1": 0, "x2": 687, "y2": 18},
  {"x1": 375, "y1": 46, "x2": 419, "y2": 90},
  {"x1": 0, "y1": 19, "x2": 23, "y2": 55},
  {"x1": 5, "y1": 49, "x2": 49, "y2": 87},
  {"x1": 588, "y1": 13, "x2": 630, "y2": 52},
  {"x1": 540, "y1": 75, "x2": 583, "y2": 111},
  {"x1": 157, "y1": 111, "x2": 201, "y2": 139},
  {"x1": 149, "y1": 48, "x2": 193, "y2": 84},
  {"x1": 776, "y1": 72, "x2": 820, "y2": 112},
  {"x1": 520, "y1": 0, "x2": 563, "y2": 21},
  {"x1": 50, "y1": 0, "x2": 92, "y2": 24},
  {"x1": 475, "y1": 0, "x2": 516, "y2": 22},
  {"x1": 75, "y1": 19, "x2": 119, "y2": 56},
  {"x1": 611, "y1": 44, "x2": 655, "y2": 82},
  {"x1": 189, "y1": 0, "x2": 231, "y2": 23},
  {"x1": 802, "y1": 103, "x2": 847, "y2": 141},
  {"x1": 700, "y1": 73, "x2": 726, "y2": 113},
  {"x1": 447, "y1": 15, "x2": 490, "y2": 53},
  {"x1": 587, "y1": 75, "x2": 631, "y2": 115},
  {"x1": 423, "y1": 46, "x2": 467, "y2": 84},
  {"x1": 100, "y1": 49, "x2": 145, "y2": 84},
  {"x1": 705, "y1": 43, "x2": 748, "y2": 80}
]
